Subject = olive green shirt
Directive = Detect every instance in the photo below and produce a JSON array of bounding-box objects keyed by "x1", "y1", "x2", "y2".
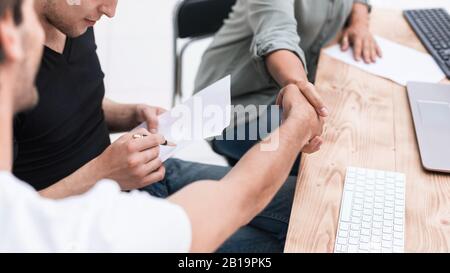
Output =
[{"x1": 194, "y1": 0, "x2": 370, "y2": 124}]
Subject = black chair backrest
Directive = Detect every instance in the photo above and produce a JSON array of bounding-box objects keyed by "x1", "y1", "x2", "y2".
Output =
[{"x1": 176, "y1": 0, "x2": 237, "y2": 39}]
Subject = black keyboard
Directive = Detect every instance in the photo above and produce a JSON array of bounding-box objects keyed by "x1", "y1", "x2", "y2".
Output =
[{"x1": 404, "y1": 8, "x2": 450, "y2": 79}]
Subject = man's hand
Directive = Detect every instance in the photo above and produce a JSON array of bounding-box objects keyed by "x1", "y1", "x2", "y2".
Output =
[
  {"x1": 276, "y1": 84, "x2": 325, "y2": 154},
  {"x1": 265, "y1": 50, "x2": 329, "y2": 118},
  {"x1": 102, "y1": 98, "x2": 167, "y2": 133},
  {"x1": 340, "y1": 3, "x2": 382, "y2": 63},
  {"x1": 135, "y1": 104, "x2": 167, "y2": 133},
  {"x1": 290, "y1": 80, "x2": 329, "y2": 118},
  {"x1": 98, "y1": 128, "x2": 167, "y2": 190}
]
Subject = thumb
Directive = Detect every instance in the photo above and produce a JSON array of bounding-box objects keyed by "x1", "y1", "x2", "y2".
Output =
[{"x1": 143, "y1": 108, "x2": 159, "y2": 133}]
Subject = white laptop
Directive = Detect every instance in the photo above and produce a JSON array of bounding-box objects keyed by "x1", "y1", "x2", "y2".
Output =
[{"x1": 406, "y1": 82, "x2": 450, "y2": 173}]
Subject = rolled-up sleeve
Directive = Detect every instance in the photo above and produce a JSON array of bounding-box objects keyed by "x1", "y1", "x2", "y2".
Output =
[
  {"x1": 354, "y1": 0, "x2": 370, "y2": 5},
  {"x1": 246, "y1": 0, "x2": 307, "y2": 74}
]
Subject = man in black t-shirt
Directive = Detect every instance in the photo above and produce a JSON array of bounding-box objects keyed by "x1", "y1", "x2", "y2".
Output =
[{"x1": 14, "y1": 1, "x2": 167, "y2": 197}]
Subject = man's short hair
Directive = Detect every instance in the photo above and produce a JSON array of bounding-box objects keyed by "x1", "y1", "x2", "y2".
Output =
[{"x1": 0, "y1": 0, "x2": 23, "y2": 62}]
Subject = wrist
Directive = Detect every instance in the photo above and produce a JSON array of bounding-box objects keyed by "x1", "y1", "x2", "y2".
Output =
[
  {"x1": 287, "y1": 79, "x2": 308, "y2": 87},
  {"x1": 105, "y1": 101, "x2": 141, "y2": 132},
  {"x1": 90, "y1": 154, "x2": 110, "y2": 182},
  {"x1": 282, "y1": 118, "x2": 312, "y2": 149},
  {"x1": 119, "y1": 103, "x2": 141, "y2": 128},
  {"x1": 131, "y1": 104, "x2": 142, "y2": 127},
  {"x1": 55, "y1": 157, "x2": 105, "y2": 198},
  {"x1": 351, "y1": 3, "x2": 370, "y2": 26},
  {"x1": 282, "y1": 76, "x2": 308, "y2": 89}
]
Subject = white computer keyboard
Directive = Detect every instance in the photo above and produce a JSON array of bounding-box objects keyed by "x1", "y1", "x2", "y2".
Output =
[{"x1": 334, "y1": 167, "x2": 406, "y2": 253}]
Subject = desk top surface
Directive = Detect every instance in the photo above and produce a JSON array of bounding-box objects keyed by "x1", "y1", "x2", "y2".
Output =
[{"x1": 284, "y1": 9, "x2": 450, "y2": 253}]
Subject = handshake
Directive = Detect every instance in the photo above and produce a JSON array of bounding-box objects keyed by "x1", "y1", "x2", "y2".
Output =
[
  {"x1": 90, "y1": 81, "x2": 325, "y2": 192},
  {"x1": 276, "y1": 81, "x2": 326, "y2": 154}
]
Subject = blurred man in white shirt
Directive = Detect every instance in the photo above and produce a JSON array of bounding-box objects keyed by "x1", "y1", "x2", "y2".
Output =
[{"x1": 0, "y1": 0, "x2": 323, "y2": 252}]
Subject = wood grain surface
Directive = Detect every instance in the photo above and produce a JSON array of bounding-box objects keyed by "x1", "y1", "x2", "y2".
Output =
[{"x1": 284, "y1": 9, "x2": 450, "y2": 253}]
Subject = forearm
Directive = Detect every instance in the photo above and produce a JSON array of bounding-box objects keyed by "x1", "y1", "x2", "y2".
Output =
[
  {"x1": 39, "y1": 157, "x2": 106, "y2": 199},
  {"x1": 102, "y1": 98, "x2": 138, "y2": 133},
  {"x1": 350, "y1": 2, "x2": 370, "y2": 25},
  {"x1": 266, "y1": 50, "x2": 308, "y2": 87},
  {"x1": 169, "y1": 118, "x2": 311, "y2": 252},
  {"x1": 224, "y1": 118, "x2": 309, "y2": 217}
]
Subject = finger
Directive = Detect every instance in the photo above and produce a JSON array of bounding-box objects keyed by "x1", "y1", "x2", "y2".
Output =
[
  {"x1": 141, "y1": 146, "x2": 161, "y2": 162},
  {"x1": 353, "y1": 38, "x2": 363, "y2": 62},
  {"x1": 303, "y1": 136, "x2": 321, "y2": 152},
  {"x1": 302, "y1": 144, "x2": 316, "y2": 154},
  {"x1": 156, "y1": 107, "x2": 168, "y2": 114},
  {"x1": 296, "y1": 81, "x2": 329, "y2": 117},
  {"x1": 341, "y1": 34, "x2": 350, "y2": 51},
  {"x1": 127, "y1": 147, "x2": 160, "y2": 169},
  {"x1": 372, "y1": 47, "x2": 379, "y2": 62},
  {"x1": 276, "y1": 87, "x2": 286, "y2": 106},
  {"x1": 142, "y1": 107, "x2": 159, "y2": 133},
  {"x1": 371, "y1": 42, "x2": 378, "y2": 63},
  {"x1": 129, "y1": 127, "x2": 151, "y2": 138},
  {"x1": 141, "y1": 166, "x2": 166, "y2": 186},
  {"x1": 302, "y1": 137, "x2": 323, "y2": 154},
  {"x1": 374, "y1": 40, "x2": 382, "y2": 58},
  {"x1": 132, "y1": 134, "x2": 165, "y2": 152},
  {"x1": 317, "y1": 117, "x2": 325, "y2": 135},
  {"x1": 310, "y1": 136, "x2": 323, "y2": 144},
  {"x1": 276, "y1": 84, "x2": 297, "y2": 106},
  {"x1": 363, "y1": 40, "x2": 372, "y2": 64},
  {"x1": 304, "y1": 144, "x2": 321, "y2": 154},
  {"x1": 141, "y1": 158, "x2": 163, "y2": 176}
]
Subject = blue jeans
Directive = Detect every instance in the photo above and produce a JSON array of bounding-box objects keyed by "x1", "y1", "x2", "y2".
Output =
[
  {"x1": 142, "y1": 158, "x2": 297, "y2": 253},
  {"x1": 211, "y1": 106, "x2": 301, "y2": 176}
]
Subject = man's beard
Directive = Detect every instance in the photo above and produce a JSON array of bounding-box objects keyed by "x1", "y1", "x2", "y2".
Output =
[
  {"x1": 46, "y1": 9, "x2": 86, "y2": 38},
  {"x1": 48, "y1": 16, "x2": 85, "y2": 38}
]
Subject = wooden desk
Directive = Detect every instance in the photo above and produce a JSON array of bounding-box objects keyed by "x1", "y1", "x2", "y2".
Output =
[{"x1": 284, "y1": 9, "x2": 450, "y2": 253}]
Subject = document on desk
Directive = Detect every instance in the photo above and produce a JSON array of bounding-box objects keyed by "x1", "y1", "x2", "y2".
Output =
[
  {"x1": 323, "y1": 36, "x2": 445, "y2": 86},
  {"x1": 135, "y1": 75, "x2": 231, "y2": 162}
]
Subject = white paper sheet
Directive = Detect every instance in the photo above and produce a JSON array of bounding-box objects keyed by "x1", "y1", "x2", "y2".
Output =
[
  {"x1": 135, "y1": 75, "x2": 231, "y2": 161},
  {"x1": 323, "y1": 36, "x2": 446, "y2": 86}
]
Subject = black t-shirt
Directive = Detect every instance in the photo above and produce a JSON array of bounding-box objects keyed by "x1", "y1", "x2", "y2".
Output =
[{"x1": 13, "y1": 28, "x2": 111, "y2": 191}]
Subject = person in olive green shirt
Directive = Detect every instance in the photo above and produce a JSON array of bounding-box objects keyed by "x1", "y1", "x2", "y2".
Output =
[{"x1": 194, "y1": 0, "x2": 381, "y2": 173}]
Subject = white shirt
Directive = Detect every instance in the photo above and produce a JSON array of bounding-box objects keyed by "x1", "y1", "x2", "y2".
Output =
[{"x1": 0, "y1": 172, "x2": 191, "y2": 252}]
